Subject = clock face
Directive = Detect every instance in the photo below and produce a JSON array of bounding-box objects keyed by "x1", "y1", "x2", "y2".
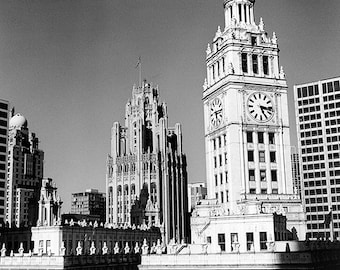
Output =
[
  {"x1": 247, "y1": 92, "x2": 274, "y2": 122},
  {"x1": 210, "y1": 97, "x2": 223, "y2": 127}
]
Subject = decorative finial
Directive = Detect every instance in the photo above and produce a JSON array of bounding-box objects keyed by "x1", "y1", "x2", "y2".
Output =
[
  {"x1": 272, "y1": 32, "x2": 277, "y2": 44},
  {"x1": 216, "y1": 26, "x2": 222, "y2": 37},
  {"x1": 203, "y1": 78, "x2": 208, "y2": 90},
  {"x1": 206, "y1": 44, "x2": 211, "y2": 55},
  {"x1": 279, "y1": 66, "x2": 285, "y2": 79},
  {"x1": 259, "y1": 17, "x2": 264, "y2": 31}
]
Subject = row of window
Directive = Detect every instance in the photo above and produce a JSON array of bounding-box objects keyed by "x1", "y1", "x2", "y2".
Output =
[
  {"x1": 302, "y1": 155, "x2": 324, "y2": 162},
  {"x1": 297, "y1": 85, "x2": 319, "y2": 98},
  {"x1": 305, "y1": 197, "x2": 328, "y2": 205},
  {"x1": 306, "y1": 206, "x2": 329, "y2": 212},
  {"x1": 302, "y1": 163, "x2": 325, "y2": 171},
  {"x1": 241, "y1": 53, "x2": 269, "y2": 76},
  {"x1": 215, "y1": 190, "x2": 229, "y2": 204},
  {"x1": 298, "y1": 98, "x2": 320, "y2": 106},
  {"x1": 304, "y1": 180, "x2": 327, "y2": 187},
  {"x1": 249, "y1": 188, "x2": 278, "y2": 194},
  {"x1": 304, "y1": 188, "x2": 327, "y2": 196},
  {"x1": 214, "y1": 153, "x2": 227, "y2": 168},
  {"x1": 324, "y1": 102, "x2": 340, "y2": 110},
  {"x1": 300, "y1": 129, "x2": 322, "y2": 138},
  {"x1": 248, "y1": 150, "x2": 276, "y2": 163},
  {"x1": 212, "y1": 134, "x2": 227, "y2": 150},
  {"x1": 215, "y1": 232, "x2": 268, "y2": 252},
  {"x1": 301, "y1": 146, "x2": 324, "y2": 154},
  {"x1": 303, "y1": 171, "x2": 326, "y2": 179},
  {"x1": 301, "y1": 138, "x2": 323, "y2": 146},
  {"x1": 299, "y1": 121, "x2": 322, "y2": 130},
  {"x1": 322, "y1": 81, "x2": 340, "y2": 94},
  {"x1": 249, "y1": 169, "x2": 277, "y2": 182},
  {"x1": 299, "y1": 113, "x2": 322, "y2": 123},
  {"x1": 215, "y1": 171, "x2": 228, "y2": 186},
  {"x1": 298, "y1": 106, "x2": 320, "y2": 114},
  {"x1": 246, "y1": 131, "x2": 275, "y2": 144}
]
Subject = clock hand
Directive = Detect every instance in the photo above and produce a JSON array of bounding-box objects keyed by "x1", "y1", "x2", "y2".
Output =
[{"x1": 260, "y1": 105, "x2": 272, "y2": 111}]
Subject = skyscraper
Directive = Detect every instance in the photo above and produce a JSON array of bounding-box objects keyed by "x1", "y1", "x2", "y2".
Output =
[
  {"x1": 294, "y1": 77, "x2": 340, "y2": 239},
  {"x1": 6, "y1": 113, "x2": 44, "y2": 227},
  {"x1": 0, "y1": 99, "x2": 9, "y2": 224},
  {"x1": 202, "y1": 0, "x2": 305, "y2": 234},
  {"x1": 106, "y1": 80, "x2": 189, "y2": 243}
]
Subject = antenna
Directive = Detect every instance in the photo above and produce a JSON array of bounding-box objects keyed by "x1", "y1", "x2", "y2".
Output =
[{"x1": 135, "y1": 56, "x2": 142, "y2": 87}]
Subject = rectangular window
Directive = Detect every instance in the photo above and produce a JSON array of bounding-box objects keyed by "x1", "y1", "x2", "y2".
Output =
[
  {"x1": 0, "y1": 102, "x2": 8, "y2": 110},
  {"x1": 260, "y1": 170, "x2": 266, "y2": 181},
  {"x1": 268, "y1": 133, "x2": 275, "y2": 144},
  {"x1": 231, "y1": 233, "x2": 238, "y2": 251},
  {"x1": 220, "y1": 173, "x2": 223, "y2": 185},
  {"x1": 258, "y1": 132, "x2": 264, "y2": 143},
  {"x1": 218, "y1": 233, "x2": 226, "y2": 251},
  {"x1": 248, "y1": 150, "x2": 254, "y2": 162},
  {"x1": 272, "y1": 188, "x2": 278, "y2": 194},
  {"x1": 249, "y1": 170, "x2": 255, "y2": 181},
  {"x1": 252, "y1": 55, "x2": 258, "y2": 74},
  {"x1": 213, "y1": 139, "x2": 216, "y2": 150},
  {"x1": 261, "y1": 189, "x2": 267, "y2": 194},
  {"x1": 225, "y1": 171, "x2": 228, "y2": 183},
  {"x1": 215, "y1": 175, "x2": 218, "y2": 186},
  {"x1": 271, "y1": 170, "x2": 277, "y2": 182},
  {"x1": 247, "y1": 131, "x2": 253, "y2": 143},
  {"x1": 226, "y1": 190, "x2": 229, "y2": 202},
  {"x1": 259, "y1": 151, "x2": 265, "y2": 162},
  {"x1": 260, "y1": 232, "x2": 267, "y2": 250},
  {"x1": 251, "y1": 36, "x2": 257, "y2": 46},
  {"x1": 220, "y1": 191, "x2": 224, "y2": 203},
  {"x1": 246, "y1": 232, "x2": 254, "y2": 251},
  {"x1": 263, "y1": 56, "x2": 269, "y2": 75},
  {"x1": 250, "y1": 188, "x2": 256, "y2": 194},
  {"x1": 270, "y1": 152, "x2": 276, "y2": 163},
  {"x1": 242, "y1": 53, "x2": 248, "y2": 73},
  {"x1": 218, "y1": 137, "x2": 222, "y2": 148},
  {"x1": 219, "y1": 154, "x2": 222, "y2": 166},
  {"x1": 214, "y1": 157, "x2": 217, "y2": 168}
]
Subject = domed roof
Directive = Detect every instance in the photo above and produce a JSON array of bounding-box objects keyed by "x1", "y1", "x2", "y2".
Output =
[{"x1": 9, "y1": 113, "x2": 28, "y2": 129}]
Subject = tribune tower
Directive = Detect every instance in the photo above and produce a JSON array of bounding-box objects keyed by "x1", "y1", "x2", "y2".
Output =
[
  {"x1": 106, "y1": 80, "x2": 189, "y2": 243},
  {"x1": 202, "y1": 0, "x2": 305, "y2": 234}
]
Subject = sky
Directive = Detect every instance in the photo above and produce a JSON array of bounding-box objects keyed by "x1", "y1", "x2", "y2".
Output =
[{"x1": 1, "y1": 0, "x2": 339, "y2": 212}]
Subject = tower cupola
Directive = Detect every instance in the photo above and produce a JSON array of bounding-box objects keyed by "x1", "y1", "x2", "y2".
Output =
[{"x1": 223, "y1": 0, "x2": 255, "y2": 29}]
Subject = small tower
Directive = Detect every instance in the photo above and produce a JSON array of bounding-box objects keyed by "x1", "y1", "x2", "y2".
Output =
[{"x1": 37, "y1": 178, "x2": 62, "y2": 226}]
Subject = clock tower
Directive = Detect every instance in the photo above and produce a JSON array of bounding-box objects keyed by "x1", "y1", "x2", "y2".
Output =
[{"x1": 203, "y1": 0, "x2": 304, "y2": 231}]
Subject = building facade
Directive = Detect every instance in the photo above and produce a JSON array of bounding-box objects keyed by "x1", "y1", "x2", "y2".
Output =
[
  {"x1": 0, "y1": 99, "x2": 9, "y2": 224},
  {"x1": 291, "y1": 150, "x2": 301, "y2": 197},
  {"x1": 6, "y1": 113, "x2": 44, "y2": 227},
  {"x1": 106, "y1": 80, "x2": 189, "y2": 243},
  {"x1": 71, "y1": 189, "x2": 105, "y2": 222},
  {"x1": 202, "y1": 0, "x2": 305, "y2": 235},
  {"x1": 294, "y1": 77, "x2": 340, "y2": 239},
  {"x1": 188, "y1": 182, "x2": 207, "y2": 211}
]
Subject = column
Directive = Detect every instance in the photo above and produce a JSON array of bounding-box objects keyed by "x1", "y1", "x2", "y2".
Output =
[
  {"x1": 240, "y1": 4, "x2": 244, "y2": 23},
  {"x1": 246, "y1": 5, "x2": 250, "y2": 24},
  {"x1": 253, "y1": 131, "x2": 260, "y2": 194},
  {"x1": 233, "y1": 2, "x2": 238, "y2": 22},
  {"x1": 225, "y1": 5, "x2": 230, "y2": 27},
  {"x1": 250, "y1": 6, "x2": 254, "y2": 24},
  {"x1": 264, "y1": 132, "x2": 272, "y2": 194}
]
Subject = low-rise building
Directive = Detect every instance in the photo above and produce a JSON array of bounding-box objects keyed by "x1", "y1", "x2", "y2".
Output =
[{"x1": 71, "y1": 189, "x2": 105, "y2": 222}]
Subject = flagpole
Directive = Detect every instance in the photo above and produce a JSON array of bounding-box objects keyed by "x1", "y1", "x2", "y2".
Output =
[{"x1": 139, "y1": 57, "x2": 142, "y2": 88}]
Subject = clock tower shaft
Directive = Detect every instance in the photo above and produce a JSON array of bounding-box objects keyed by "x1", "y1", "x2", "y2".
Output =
[{"x1": 202, "y1": 0, "x2": 304, "y2": 236}]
